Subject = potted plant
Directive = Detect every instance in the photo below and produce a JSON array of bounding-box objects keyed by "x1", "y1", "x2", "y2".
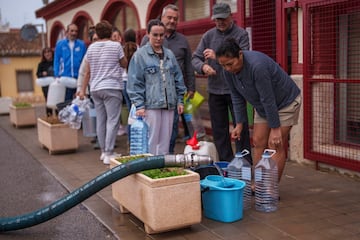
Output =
[
  {"x1": 110, "y1": 155, "x2": 201, "y2": 234},
  {"x1": 9, "y1": 102, "x2": 37, "y2": 127},
  {"x1": 37, "y1": 116, "x2": 79, "y2": 154}
]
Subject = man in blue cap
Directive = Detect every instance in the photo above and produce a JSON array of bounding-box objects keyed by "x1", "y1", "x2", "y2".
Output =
[{"x1": 192, "y1": 3, "x2": 252, "y2": 163}]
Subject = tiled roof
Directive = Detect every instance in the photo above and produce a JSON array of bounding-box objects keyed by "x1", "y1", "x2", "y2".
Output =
[{"x1": 0, "y1": 29, "x2": 43, "y2": 57}]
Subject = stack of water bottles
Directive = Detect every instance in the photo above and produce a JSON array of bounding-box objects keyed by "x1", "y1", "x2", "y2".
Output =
[
  {"x1": 129, "y1": 116, "x2": 149, "y2": 155},
  {"x1": 227, "y1": 148, "x2": 279, "y2": 213},
  {"x1": 58, "y1": 97, "x2": 90, "y2": 129}
]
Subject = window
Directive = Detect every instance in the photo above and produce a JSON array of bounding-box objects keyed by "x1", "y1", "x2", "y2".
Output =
[
  {"x1": 184, "y1": 0, "x2": 210, "y2": 21},
  {"x1": 16, "y1": 70, "x2": 34, "y2": 93}
]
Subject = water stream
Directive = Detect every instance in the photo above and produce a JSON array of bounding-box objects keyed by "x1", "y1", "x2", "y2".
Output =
[{"x1": 213, "y1": 164, "x2": 234, "y2": 188}]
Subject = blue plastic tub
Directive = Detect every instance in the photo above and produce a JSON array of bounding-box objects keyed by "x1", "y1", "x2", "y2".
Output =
[{"x1": 200, "y1": 175, "x2": 245, "y2": 223}]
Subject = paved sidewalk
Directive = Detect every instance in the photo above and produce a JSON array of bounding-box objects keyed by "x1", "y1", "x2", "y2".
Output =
[{"x1": 0, "y1": 115, "x2": 360, "y2": 240}]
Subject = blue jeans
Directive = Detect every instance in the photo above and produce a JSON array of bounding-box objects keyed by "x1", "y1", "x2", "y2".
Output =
[
  {"x1": 65, "y1": 88, "x2": 76, "y2": 101},
  {"x1": 169, "y1": 109, "x2": 190, "y2": 154}
]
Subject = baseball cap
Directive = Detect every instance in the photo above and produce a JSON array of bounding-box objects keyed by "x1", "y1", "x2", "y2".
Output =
[{"x1": 211, "y1": 3, "x2": 231, "y2": 20}]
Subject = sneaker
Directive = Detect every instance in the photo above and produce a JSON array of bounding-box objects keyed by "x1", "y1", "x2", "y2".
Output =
[
  {"x1": 104, "y1": 152, "x2": 122, "y2": 165},
  {"x1": 100, "y1": 152, "x2": 106, "y2": 161},
  {"x1": 103, "y1": 155, "x2": 111, "y2": 165}
]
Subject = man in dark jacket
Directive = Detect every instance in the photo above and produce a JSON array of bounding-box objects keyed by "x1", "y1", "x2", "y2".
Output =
[{"x1": 192, "y1": 3, "x2": 252, "y2": 163}]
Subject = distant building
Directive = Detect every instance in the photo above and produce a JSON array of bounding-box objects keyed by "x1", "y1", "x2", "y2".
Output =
[{"x1": 0, "y1": 28, "x2": 43, "y2": 98}]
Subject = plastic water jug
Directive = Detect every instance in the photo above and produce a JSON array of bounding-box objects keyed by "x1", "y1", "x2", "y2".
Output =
[
  {"x1": 130, "y1": 116, "x2": 149, "y2": 155},
  {"x1": 82, "y1": 102, "x2": 96, "y2": 137},
  {"x1": 47, "y1": 79, "x2": 66, "y2": 108},
  {"x1": 254, "y1": 149, "x2": 279, "y2": 212},
  {"x1": 183, "y1": 131, "x2": 218, "y2": 162},
  {"x1": 227, "y1": 149, "x2": 252, "y2": 210}
]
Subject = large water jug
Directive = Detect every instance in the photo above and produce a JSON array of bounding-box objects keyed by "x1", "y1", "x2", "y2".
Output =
[
  {"x1": 254, "y1": 149, "x2": 279, "y2": 212},
  {"x1": 227, "y1": 149, "x2": 252, "y2": 210},
  {"x1": 130, "y1": 116, "x2": 149, "y2": 155},
  {"x1": 47, "y1": 79, "x2": 66, "y2": 108}
]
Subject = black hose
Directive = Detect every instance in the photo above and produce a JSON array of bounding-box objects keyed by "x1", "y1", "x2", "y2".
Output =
[{"x1": 0, "y1": 155, "x2": 165, "y2": 232}]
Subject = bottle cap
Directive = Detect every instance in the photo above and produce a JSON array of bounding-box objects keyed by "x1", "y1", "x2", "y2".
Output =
[{"x1": 186, "y1": 131, "x2": 199, "y2": 150}]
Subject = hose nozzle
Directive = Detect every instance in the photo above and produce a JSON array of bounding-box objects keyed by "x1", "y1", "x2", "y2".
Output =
[{"x1": 164, "y1": 153, "x2": 213, "y2": 168}]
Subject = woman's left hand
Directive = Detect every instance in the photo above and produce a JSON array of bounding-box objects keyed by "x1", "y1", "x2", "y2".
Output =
[
  {"x1": 269, "y1": 128, "x2": 282, "y2": 148},
  {"x1": 136, "y1": 109, "x2": 146, "y2": 117}
]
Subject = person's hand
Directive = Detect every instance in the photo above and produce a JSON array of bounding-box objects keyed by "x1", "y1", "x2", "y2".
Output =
[
  {"x1": 42, "y1": 71, "x2": 47, "y2": 76},
  {"x1": 136, "y1": 108, "x2": 146, "y2": 117},
  {"x1": 268, "y1": 127, "x2": 282, "y2": 148},
  {"x1": 78, "y1": 91, "x2": 85, "y2": 100},
  {"x1": 186, "y1": 91, "x2": 195, "y2": 99},
  {"x1": 203, "y1": 48, "x2": 215, "y2": 60},
  {"x1": 177, "y1": 104, "x2": 184, "y2": 115},
  {"x1": 202, "y1": 64, "x2": 216, "y2": 76},
  {"x1": 231, "y1": 123, "x2": 243, "y2": 141}
]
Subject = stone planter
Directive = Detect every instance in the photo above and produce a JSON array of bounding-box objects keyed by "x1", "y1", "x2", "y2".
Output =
[
  {"x1": 110, "y1": 157, "x2": 201, "y2": 234},
  {"x1": 9, "y1": 105, "x2": 36, "y2": 127},
  {"x1": 37, "y1": 117, "x2": 79, "y2": 154}
]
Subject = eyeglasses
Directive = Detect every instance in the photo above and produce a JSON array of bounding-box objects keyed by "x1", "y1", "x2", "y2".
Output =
[{"x1": 151, "y1": 33, "x2": 164, "y2": 38}]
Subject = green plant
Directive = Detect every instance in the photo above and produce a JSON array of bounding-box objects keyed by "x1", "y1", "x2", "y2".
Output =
[
  {"x1": 142, "y1": 168, "x2": 187, "y2": 179},
  {"x1": 40, "y1": 116, "x2": 62, "y2": 124},
  {"x1": 115, "y1": 155, "x2": 188, "y2": 179},
  {"x1": 13, "y1": 102, "x2": 32, "y2": 108}
]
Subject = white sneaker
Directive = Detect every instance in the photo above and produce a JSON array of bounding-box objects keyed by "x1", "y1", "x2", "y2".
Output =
[
  {"x1": 103, "y1": 155, "x2": 111, "y2": 165},
  {"x1": 100, "y1": 153, "x2": 106, "y2": 161}
]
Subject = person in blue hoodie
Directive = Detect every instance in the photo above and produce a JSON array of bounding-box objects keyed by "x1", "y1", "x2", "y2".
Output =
[{"x1": 54, "y1": 23, "x2": 86, "y2": 101}]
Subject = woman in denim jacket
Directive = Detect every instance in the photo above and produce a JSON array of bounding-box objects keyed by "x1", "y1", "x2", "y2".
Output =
[{"x1": 127, "y1": 19, "x2": 186, "y2": 155}]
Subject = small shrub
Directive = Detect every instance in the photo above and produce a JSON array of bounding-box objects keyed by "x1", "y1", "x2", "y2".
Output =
[
  {"x1": 13, "y1": 102, "x2": 32, "y2": 108},
  {"x1": 40, "y1": 116, "x2": 62, "y2": 124},
  {"x1": 115, "y1": 154, "x2": 188, "y2": 179}
]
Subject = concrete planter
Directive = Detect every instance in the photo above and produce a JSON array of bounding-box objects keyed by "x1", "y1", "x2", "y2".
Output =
[
  {"x1": 37, "y1": 118, "x2": 79, "y2": 154},
  {"x1": 9, "y1": 105, "x2": 36, "y2": 127},
  {"x1": 110, "y1": 157, "x2": 201, "y2": 234}
]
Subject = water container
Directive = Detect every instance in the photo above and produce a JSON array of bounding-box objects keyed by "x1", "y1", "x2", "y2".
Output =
[
  {"x1": 254, "y1": 149, "x2": 279, "y2": 212},
  {"x1": 130, "y1": 116, "x2": 149, "y2": 155},
  {"x1": 227, "y1": 149, "x2": 252, "y2": 210},
  {"x1": 47, "y1": 79, "x2": 66, "y2": 108},
  {"x1": 82, "y1": 102, "x2": 97, "y2": 137},
  {"x1": 183, "y1": 131, "x2": 218, "y2": 162}
]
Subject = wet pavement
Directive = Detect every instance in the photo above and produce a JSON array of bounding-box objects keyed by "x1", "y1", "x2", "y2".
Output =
[{"x1": 0, "y1": 114, "x2": 360, "y2": 240}]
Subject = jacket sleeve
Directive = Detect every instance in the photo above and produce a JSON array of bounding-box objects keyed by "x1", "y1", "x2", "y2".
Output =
[
  {"x1": 191, "y1": 36, "x2": 207, "y2": 75},
  {"x1": 126, "y1": 52, "x2": 146, "y2": 109},
  {"x1": 183, "y1": 40, "x2": 196, "y2": 92},
  {"x1": 53, "y1": 43, "x2": 61, "y2": 77}
]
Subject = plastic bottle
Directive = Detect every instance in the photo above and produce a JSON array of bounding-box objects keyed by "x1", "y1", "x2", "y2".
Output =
[
  {"x1": 130, "y1": 116, "x2": 149, "y2": 155},
  {"x1": 227, "y1": 149, "x2": 252, "y2": 210},
  {"x1": 254, "y1": 149, "x2": 279, "y2": 212}
]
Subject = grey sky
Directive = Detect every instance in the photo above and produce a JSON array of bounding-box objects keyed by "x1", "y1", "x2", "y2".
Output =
[{"x1": 0, "y1": 0, "x2": 46, "y2": 29}]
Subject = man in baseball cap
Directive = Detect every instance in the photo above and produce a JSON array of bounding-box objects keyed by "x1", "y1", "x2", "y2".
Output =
[
  {"x1": 211, "y1": 2, "x2": 231, "y2": 20},
  {"x1": 192, "y1": 2, "x2": 253, "y2": 164}
]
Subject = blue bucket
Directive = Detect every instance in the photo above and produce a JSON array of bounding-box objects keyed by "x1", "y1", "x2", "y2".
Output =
[{"x1": 200, "y1": 175, "x2": 245, "y2": 223}]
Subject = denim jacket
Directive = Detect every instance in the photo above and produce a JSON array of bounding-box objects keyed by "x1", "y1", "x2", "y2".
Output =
[{"x1": 127, "y1": 42, "x2": 186, "y2": 110}]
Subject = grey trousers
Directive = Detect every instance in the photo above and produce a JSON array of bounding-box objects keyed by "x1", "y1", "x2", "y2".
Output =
[
  {"x1": 91, "y1": 89, "x2": 122, "y2": 155},
  {"x1": 144, "y1": 109, "x2": 174, "y2": 155}
]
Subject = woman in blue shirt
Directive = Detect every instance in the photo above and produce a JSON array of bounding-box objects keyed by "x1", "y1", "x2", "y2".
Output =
[{"x1": 216, "y1": 39, "x2": 301, "y2": 182}]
